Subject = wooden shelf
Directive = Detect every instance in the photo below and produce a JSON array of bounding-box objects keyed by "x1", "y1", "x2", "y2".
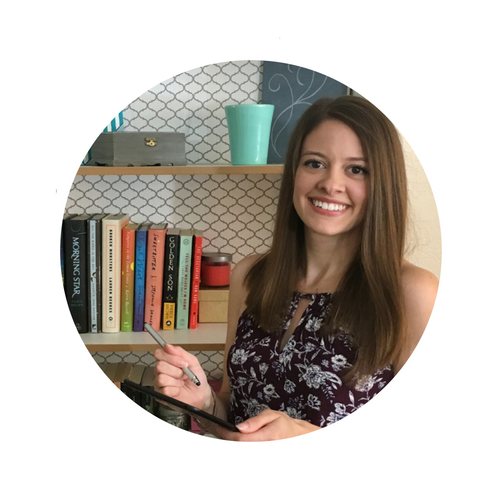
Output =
[
  {"x1": 82, "y1": 323, "x2": 227, "y2": 352},
  {"x1": 77, "y1": 165, "x2": 284, "y2": 176}
]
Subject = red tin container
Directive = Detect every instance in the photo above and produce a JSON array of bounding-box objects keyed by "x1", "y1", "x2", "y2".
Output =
[{"x1": 201, "y1": 252, "x2": 232, "y2": 287}]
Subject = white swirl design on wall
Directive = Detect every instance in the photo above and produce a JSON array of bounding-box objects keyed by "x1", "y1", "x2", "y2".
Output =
[{"x1": 266, "y1": 66, "x2": 331, "y2": 159}]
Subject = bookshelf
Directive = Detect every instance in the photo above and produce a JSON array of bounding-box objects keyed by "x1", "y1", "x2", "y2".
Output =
[
  {"x1": 74, "y1": 163, "x2": 283, "y2": 353},
  {"x1": 77, "y1": 165, "x2": 284, "y2": 176},
  {"x1": 82, "y1": 323, "x2": 227, "y2": 352}
]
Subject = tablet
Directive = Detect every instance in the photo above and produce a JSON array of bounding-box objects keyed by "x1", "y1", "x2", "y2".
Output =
[{"x1": 122, "y1": 379, "x2": 239, "y2": 432}]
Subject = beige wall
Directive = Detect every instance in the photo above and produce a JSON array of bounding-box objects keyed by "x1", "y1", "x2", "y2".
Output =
[{"x1": 401, "y1": 135, "x2": 441, "y2": 278}]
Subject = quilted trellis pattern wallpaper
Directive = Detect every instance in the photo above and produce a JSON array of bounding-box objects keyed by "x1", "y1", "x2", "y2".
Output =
[{"x1": 124, "y1": 60, "x2": 264, "y2": 164}]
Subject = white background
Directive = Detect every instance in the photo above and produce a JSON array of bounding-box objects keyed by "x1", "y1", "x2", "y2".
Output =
[{"x1": 1, "y1": 1, "x2": 499, "y2": 499}]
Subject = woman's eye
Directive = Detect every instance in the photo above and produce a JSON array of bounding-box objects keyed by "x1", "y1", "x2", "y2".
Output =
[
  {"x1": 304, "y1": 159, "x2": 324, "y2": 169},
  {"x1": 349, "y1": 165, "x2": 368, "y2": 175}
]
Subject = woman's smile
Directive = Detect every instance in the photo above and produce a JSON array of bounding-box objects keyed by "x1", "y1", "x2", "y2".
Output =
[{"x1": 310, "y1": 197, "x2": 349, "y2": 214}]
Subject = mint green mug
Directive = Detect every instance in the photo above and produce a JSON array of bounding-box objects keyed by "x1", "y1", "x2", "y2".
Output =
[{"x1": 225, "y1": 104, "x2": 274, "y2": 165}]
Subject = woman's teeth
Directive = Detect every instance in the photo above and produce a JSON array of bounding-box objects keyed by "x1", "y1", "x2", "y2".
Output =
[{"x1": 312, "y1": 199, "x2": 347, "y2": 211}]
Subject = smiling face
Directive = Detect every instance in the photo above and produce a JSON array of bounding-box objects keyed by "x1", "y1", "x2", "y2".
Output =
[{"x1": 292, "y1": 119, "x2": 369, "y2": 241}]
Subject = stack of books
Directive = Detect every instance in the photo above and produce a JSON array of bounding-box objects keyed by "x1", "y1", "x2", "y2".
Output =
[{"x1": 61, "y1": 213, "x2": 204, "y2": 333}]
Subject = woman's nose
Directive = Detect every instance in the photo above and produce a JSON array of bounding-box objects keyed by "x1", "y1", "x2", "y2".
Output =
[{"x1": 317, "y1": 166, "x2": 345, "y2": 193}]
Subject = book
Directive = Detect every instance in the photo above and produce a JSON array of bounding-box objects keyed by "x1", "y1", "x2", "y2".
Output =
[
  {"x1": 101, "y1": 213, "x2": 129, "y2": 332},
  {"x1": 188, "y1": 229, "x2": 203, "y2": 329},
  {"x1": 121, "y1": 364, "x2": 146, "y2": 403},
  {"x1": 144, "y1": 223, "x2": 167, "y2": 331},
  {"x1": 140, "y1": 366, "x2": 157, "y2": 413},
  {"x1": 87, "y1": 213, "x2": 107, "y2": 332},
  {"x1": 128, "y1": 364, "x2": 146, "y2": 384},
  {"x1": 103, "y1": 362, "x2": 120, "y2": 384},
  {"x1": 133, "y1": 223, "x2": 150, "y2": 332},
  {"x1": 99, "y1": 362, "x2": 134, "y2": 388},
  {"x1": 162, "y1": 227, "x2": 180, "y2": 330},
  {"x1": 63, "y1": 214, "x2": 91, "y2": 333},
  {"x1": 175, "y1": 229, "x2": 193, "y2": 330},
  {"x1": 60, "y1": 217, "x2": 70, "y2": 286},
  {"x1": 121, "y1": 223, "x2": 139, "y2": 332},
  {"x1": 113, "y1": 362, "x2": 134, "y2": 388}
]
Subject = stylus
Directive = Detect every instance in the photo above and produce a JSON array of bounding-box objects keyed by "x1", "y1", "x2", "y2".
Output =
[{"x1": 144, "y1": 322, "x2": 201, "y2": 386}]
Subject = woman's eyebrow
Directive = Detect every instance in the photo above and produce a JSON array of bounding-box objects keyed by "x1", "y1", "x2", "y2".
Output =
[
  {"x1": 346, "y1": 156, "x2": 368, "y2": 162},
  {"x1": 301, "y1": 150, "x2": 328, "y2": 158},
  {"x1": 302, "y1": 151, "x2": 367, "y2": 162}
]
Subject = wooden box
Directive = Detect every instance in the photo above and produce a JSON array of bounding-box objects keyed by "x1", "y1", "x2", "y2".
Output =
[
  {"x1": 198, "y1": 286, "x2": 230, "y2": 323},
  {"x1": 89, "y1": 131, "x2": 186, "y2": 166}
]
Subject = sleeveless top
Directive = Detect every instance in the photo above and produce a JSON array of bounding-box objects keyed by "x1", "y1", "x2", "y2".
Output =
[{"x1": 227, "y1": 292, "x2": 394, "y2": 427}]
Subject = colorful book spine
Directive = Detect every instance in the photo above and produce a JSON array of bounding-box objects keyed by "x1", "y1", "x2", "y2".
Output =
[
  {"x1": 175, "y1": 229, "x2": 193, "y2": 330},
  {"x1": 188, "y1": 230, "x2": 203, "y2": 329},
  {"x1": 133, "y1": 223, "x2": 150, "y2": 332},
  {"x1": 87, "y1": 213, "x2": 107, "y2": 332},
  {"x1": 63, "y1": 214, "x2": 91, "y2": 333},
  {"x1": 121, "y1": 223, "x2": 139, "y2": 332},
  {"x1": 144, "y1": 223, "x2": 167, "y2": 331},
  {"x1": 162, "y1": 228, "x2": 180, "y2": 330},
  {"x1": 101, "y1": 213, "x2": 129, "y2": 332}
]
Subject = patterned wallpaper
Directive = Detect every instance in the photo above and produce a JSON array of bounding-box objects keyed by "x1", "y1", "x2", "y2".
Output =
[{"x1": 123, "y1": 60, "x2": 263, "y2": 164}]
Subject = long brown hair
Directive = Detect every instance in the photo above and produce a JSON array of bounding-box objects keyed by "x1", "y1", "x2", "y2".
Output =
[{"x1": 244, "y1": 95, "x2": 408, "y2": 383}]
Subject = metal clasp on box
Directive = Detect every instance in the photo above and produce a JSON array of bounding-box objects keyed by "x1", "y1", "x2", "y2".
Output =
[{"x1": 144, "y1": 137, "x2": 157, "y2": 147}]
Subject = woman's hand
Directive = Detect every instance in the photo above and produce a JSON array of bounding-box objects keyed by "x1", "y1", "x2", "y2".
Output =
[
  {"x1": 217, "y1": 409, "x2": 320, "y2": 441},
  {"x1": 153, "y1": 344, "x2": 212, "y2": 410}
]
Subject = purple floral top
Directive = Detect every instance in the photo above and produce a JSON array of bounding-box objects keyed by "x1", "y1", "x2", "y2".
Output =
[{"x1": 227, "y1": 292, "x2": 394, "y2": 427}]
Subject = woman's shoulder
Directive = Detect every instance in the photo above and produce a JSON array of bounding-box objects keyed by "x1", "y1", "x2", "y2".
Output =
[
  {"x1": 232, "y1": 253, "x2": 265, "y2": 282},
  {"x1": 393, "y1": 261, "x2": 439, "y2": 373},
  {"x1": 401, "y1": 261, "x2": 439, "y2": 304}
]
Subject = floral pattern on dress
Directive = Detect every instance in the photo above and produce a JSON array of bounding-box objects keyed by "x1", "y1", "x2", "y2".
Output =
[{"x1": 227, "y1": 292, "x2": 394, "y2": 427}]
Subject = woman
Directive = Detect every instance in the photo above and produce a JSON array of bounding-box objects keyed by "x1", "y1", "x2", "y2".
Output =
[{"x1": 153, "y1": 95, "x2": 439, "y2": 441}]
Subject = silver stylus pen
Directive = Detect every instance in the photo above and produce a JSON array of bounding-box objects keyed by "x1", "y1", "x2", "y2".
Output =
[{"x1": 144, "y1": 322, "x2": 201, "y2": 386}]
